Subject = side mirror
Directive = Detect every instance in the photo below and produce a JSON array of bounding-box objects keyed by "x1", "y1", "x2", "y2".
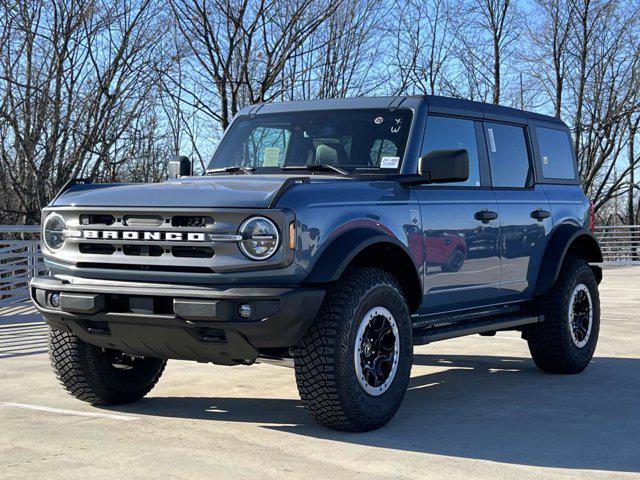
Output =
[
  {"x1": 418, "y1": 149, "x2": 469, "y2": 184},
  {"x1": 168, "y1": 155, "x2": 192, "y2": 179}
]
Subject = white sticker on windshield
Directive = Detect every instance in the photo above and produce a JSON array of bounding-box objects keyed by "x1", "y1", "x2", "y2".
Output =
[
  {"x1": 380, "y1": 156, "x2": 400, "y2": 169},
  {"x1": 263, "y1": 147, "x2": 281, "y2": 167}
]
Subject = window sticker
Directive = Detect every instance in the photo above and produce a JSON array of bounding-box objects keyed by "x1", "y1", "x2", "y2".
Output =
[
  {"x1": 380, "y1": 156, "x2": 400, "y2": 169},
  {"x1": 487, "y1": 128, "x2": 497, "y2": 152},
  {"x1": 263, "y1": 147, "x2": 281, "y2": 167}
]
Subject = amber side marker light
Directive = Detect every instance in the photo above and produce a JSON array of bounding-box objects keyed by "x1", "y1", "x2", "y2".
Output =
[{"x1": 289, "y1": 222, "x2": 296, "y2": 249}]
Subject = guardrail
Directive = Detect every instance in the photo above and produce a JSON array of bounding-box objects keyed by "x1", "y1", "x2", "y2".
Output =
[
  {"x1": 594, "y1": 225, "x2": 640, "y2": 264},
  {"x1": 0, "y1": 226, "x2": 44, "y2": 305}
]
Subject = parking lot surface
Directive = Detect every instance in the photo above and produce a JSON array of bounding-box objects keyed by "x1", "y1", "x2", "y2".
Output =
[{"x1": 1, "y1": 266, "x2": 639, "y2": 480}]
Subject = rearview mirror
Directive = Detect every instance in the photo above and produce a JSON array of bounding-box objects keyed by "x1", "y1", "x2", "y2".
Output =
[
  {"x1": 168, "y1": 155, "x2": 192, "y2": 179},
  {"x1": 418, "y1": 149, "x2": 469, "y2": 184}
]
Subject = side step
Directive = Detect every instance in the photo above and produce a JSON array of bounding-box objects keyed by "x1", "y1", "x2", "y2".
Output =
[{"x1": 413, "y1": 314, "x2": 542, "y2": 345}]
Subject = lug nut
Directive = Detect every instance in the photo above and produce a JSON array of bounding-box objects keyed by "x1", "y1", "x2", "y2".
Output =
[
  {"x1": 50, "y1": 292, "x2": 61, "y2": 308},
  {"x1": 238, "y1": 303, "x2": 252, "y2": 319}
]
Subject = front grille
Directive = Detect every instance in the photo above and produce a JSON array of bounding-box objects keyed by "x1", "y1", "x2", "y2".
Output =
[
  {"x1": 123, "y1": 245, "x2": 164, "y2": 257},
  {"x1": 80, "y1": 214, "x2": 115, "y2": 225},
  {"x1": 79, "y1": 243, "x2": 116, "y2": 255},
  {"x1": 45, "y1": 206, "x2": 279, "y2": 275},
  {"x1": 123, "y1": 215, "x2": 164, "y2": 227},
  {"x1": 74, "y1": 212, "x2": 216, "y2": 260},
  {"x1": 171, "y1": 215, "x2": 214, "y2": 228},
  {"x1": 171, "y1": 246, "x2": 214, "y2": 258}
]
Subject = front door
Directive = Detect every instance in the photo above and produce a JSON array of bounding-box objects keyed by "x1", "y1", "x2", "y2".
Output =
[{"x1": 415, "y1": 115, "x2": 501, "y2": 314}]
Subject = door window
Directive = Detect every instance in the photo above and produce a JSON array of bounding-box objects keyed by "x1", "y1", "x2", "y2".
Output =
[
  {"x1": 485, "y1": 123, "x2": 531, "y2": 188},
  {"x1": 422, "y1": 116, "x2": 481, "y2": 187}
]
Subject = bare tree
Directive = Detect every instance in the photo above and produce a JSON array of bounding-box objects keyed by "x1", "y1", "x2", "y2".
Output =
[
  {"x1": 0, "y1": 0, "x2": 170, "y2": 223},
  {"x1": 454, "y1": 0, "x2": 520, "y2": 105},
  {"x1": 525, "y1": 0, "x2": 574, "y2": 117},
  {"x1": 166, "y1": 0, "x2": 341, "y2": 130},
  {"x1": 389, "y1": 0, "x2": 455, "y2": 96}
]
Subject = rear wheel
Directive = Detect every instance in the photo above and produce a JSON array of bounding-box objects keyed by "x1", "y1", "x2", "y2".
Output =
[
  {"x1": 49, "y1": 328, "x2": 166, "y2": 405},
  {"x1": 294, "y1": 268, "x2": 413, "y2": 432},
  {"x1": 525, "y1": 255, "x2": 600, "y2": 374}
]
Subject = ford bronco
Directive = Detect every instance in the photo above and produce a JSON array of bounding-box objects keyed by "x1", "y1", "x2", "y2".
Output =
[{"x1": 31, "y1": 95, "x2": 603, "y2": 432}]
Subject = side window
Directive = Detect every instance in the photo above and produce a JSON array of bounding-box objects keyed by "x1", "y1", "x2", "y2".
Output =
[
  {"x1": 485, "y1": 123, "x2": 531, "y2": 188},
  {"x1": 537, "y1": 127, "x2": 576, "y2": 180},
  {"x1": 423, "y1": 116, "x2": 481, "y2": 187}
]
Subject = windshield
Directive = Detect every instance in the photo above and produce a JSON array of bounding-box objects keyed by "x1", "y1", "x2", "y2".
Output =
[{"x1": 208, "y1": 109, "x2": 413, "y2": 174}]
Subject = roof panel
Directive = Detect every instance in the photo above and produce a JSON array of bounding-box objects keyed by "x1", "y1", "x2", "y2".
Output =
[{"x1": 234, "y1": 94, "x2": 566, "y2": 127}]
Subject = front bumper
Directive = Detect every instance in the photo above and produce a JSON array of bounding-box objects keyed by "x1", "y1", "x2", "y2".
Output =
[{"x1": 30, "y1": 276, "x2": 325, "y2": 365}]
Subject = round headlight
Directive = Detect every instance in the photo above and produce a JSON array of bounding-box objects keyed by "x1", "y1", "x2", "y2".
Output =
[
  {"x1": 238, "y1": 216, "x2": 280, "y2": 260},
  {"x1": 43, "y1": 213, "x2": 66, "y2": 250}
]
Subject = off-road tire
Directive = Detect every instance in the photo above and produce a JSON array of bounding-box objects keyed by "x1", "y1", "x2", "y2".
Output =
[
  {"x1": 294, "y1": 267, "x2": 413, "y2": 432},
  {"x1": 49, "y1": 328, "x2": 167, "y2": 405},
  {"x1": 525, "y1": 255, "x2": 600, "y2": 374}
]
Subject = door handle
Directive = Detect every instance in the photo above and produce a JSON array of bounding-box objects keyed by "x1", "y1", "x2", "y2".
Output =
[
  {"x1": 474, "y1": 209, "x2": 498, "y2": 223},
  {"x1": 530, "y1": 209, "x2": 551, "y2": 221}
]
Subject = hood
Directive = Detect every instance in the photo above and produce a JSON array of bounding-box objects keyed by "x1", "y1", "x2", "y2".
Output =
[{"x1": 52, "y1": 175, "x2": 318, "y2": 208}]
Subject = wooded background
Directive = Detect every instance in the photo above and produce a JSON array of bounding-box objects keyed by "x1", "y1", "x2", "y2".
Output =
[{"x1": 1, "y1": 0, "x2": 639, "y2": 224}]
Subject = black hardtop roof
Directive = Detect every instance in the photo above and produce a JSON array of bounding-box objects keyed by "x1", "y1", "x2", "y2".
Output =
[{"x1": 239, "y1": 94, "x2": 566, "y2": 128}]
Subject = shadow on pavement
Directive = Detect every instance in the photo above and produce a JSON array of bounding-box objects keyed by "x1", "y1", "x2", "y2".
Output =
[
  {"x1": 104, "y1": 353, "x2": 640, "y2": 473},
  {"x1": 0, "y1": 317, "x2": 48, "y2": 359}
]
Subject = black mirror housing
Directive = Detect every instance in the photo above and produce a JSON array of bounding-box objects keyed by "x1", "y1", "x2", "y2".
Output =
[
  {"x1": 418, "y1": 149, "x2": 469, "y2": 184},
  {"x1": 168, "y1": 155, "x2": 192, "y2": 179}
]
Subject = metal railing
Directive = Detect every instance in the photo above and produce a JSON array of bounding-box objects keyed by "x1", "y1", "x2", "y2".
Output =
[
  {"x1": 595, "y1": 225, "x2": 640, "y2": 264},
  {"x1": 0, "y1": 226, "x2": 44, "y2": 305}
]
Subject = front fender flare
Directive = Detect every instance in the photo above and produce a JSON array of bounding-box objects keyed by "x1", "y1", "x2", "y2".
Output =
[{"x1": 304, "y1": 228, "x2": 418, "y2": 285}]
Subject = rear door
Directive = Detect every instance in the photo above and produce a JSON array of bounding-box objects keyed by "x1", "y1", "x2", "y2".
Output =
[
  {"x1": 415, "y1": 115, "x2": 501, "y2": 313},
  {"x1": 484, "y1": 122, "x2": 553, "y2": 300}
]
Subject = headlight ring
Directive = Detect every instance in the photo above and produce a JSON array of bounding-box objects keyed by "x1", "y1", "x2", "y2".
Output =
[
  {"x1": 43, "y1": 213, "x2": 66, "y2": 251},
  {"x1": 238, "y1": 216, "x2": 280, "y2": 260}
]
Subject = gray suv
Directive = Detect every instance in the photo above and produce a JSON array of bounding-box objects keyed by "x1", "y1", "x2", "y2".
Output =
[{"x1": 31, "y1": 95, "x2": 603, "y2": 431}]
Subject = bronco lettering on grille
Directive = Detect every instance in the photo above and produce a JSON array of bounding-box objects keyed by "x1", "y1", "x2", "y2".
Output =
[{"x1": 82, "y1": 230, "x2": 206, "y2": 242}]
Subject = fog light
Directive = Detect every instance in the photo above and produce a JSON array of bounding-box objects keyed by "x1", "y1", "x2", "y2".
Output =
[
  {"x1": 238, "y1": 303, "x2": 252, "y2": 319},
  {"x1": 50, "y1": 292, "x2": 61, "y2": 308}
]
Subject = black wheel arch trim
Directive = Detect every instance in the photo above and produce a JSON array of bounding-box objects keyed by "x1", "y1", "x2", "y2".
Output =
[
  {"x1": 304, "y1": 227, "x2": 422, "y2": 286},
  {"x1": 533, "y1": 223, "x2": 603, "y2": 297}
]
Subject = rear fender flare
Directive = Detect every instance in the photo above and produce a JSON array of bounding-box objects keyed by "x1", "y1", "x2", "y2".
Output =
[{"x1": 533, "y1": 224, "x2": 603, "y2": 297}]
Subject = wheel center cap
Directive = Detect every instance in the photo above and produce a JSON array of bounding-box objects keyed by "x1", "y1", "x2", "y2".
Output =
[{"x1": 363, "y1": 342, "x2": 373, "y2": 357}]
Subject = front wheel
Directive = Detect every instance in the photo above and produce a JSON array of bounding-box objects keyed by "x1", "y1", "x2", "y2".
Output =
[
  {"x1": 525, "y1": 255, "x2": 600, "y2": 374},
  {"x1": 49, "y1": 328, "x2": 166, "y2": 405},
  {"x1": 294, "y1": 268, "x2": 413, "y2": 432}
]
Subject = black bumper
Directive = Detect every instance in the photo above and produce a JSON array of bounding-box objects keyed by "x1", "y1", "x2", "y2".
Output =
[{"x1": 30, "y1": 276, "x2": 325, "y2": 365}]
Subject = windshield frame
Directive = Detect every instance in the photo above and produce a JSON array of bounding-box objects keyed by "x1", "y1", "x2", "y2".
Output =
[{"x1": 207, "y1": 108, "x2": 416, "y2": 177}]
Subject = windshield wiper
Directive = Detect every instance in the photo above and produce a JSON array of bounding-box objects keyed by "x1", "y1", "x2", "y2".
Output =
[
  {"x1": 283, "y1": 163, "x2": 349, "y2": 176},
  {"x1": 206, "y1": 166, "x2": 254, "y2": 175}
]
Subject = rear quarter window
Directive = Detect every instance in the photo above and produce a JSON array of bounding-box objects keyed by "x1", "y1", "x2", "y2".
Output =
[{"x1": 537, "y1": 127, "x2": 576, "y2": 180}]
